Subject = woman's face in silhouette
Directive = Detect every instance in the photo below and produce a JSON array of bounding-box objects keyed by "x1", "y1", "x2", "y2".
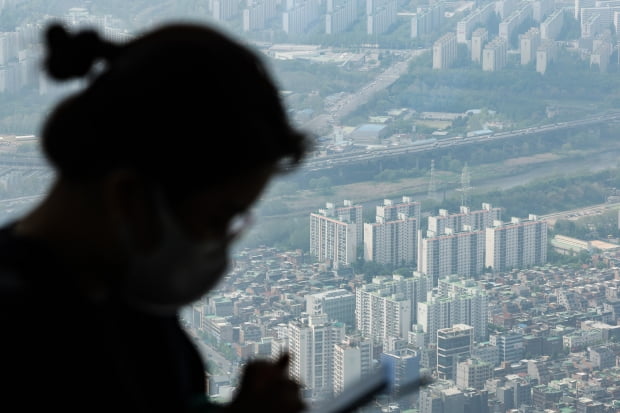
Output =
[
  {"x1": 119, "y1": 166, "x2": 276, "y2": 311},
  {"x1": 172, "y1": 166, "x2": 275, "y2": 244}
]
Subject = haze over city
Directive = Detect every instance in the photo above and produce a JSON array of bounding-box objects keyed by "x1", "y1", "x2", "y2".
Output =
[{"x1": 1, "y1": 0, "x2": 620, "y2": 412}]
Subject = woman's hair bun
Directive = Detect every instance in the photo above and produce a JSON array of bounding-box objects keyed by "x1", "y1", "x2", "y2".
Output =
[{"x1": 44, "y1": 23, "x2": 119, "y2": 80}]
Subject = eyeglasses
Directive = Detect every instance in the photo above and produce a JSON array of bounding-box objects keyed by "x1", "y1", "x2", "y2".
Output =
[{"x1": 226, "y1": 211, "x2": 255, "y2": 241}]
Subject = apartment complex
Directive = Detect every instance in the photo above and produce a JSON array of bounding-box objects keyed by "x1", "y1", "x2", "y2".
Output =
[
  {"x1": 288, "y1": 314, "x2": 346, "y2": 400},
  {"x1": 310, "y1": 200, "x2": 362, "y2": 267},
  {"x1": 485, "y1": 215, "x2": 548, "y2": 272},
  {"x1": 364, "y1": 197, "x2": 421, "y2": 266}
]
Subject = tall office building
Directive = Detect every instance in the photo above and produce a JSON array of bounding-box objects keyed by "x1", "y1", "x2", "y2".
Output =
[
  {"x1": 288, "y1": 314, "x2": 346, "y2": 400},
  {"x1": 433, "y1": 32, "x2": 457, "y2": 69},
  {"x1": 419, "y1": 227, "x2": 485, "y2": 285},
  {"x1": 380, "y1": 349, "x2": 420, "y2": 391},
  {"x1": 364, "y1": 197, "x2": 420, "y2": 266},
  {"x1": 485, "y1": 215, "x2": 547, "y2": 272},
  {"x1": 310, "y1": 200, "x2": 362, "y2": 267},
  {"x1": 306, "y1": 289, "x2": 356, "y2": 327},
  {"x1": 490, "y1": 332, "x2": 524, "y2": 363},
  {"x1": 437, "y1": 324, "x2": 474, "y2": 381}
]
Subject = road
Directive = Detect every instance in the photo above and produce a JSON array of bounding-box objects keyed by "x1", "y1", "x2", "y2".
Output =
[
  {"x1": 187, "y1": 329, "x2": 233, "y2": 375},
  {"x1": 299, "y1": 111, "x2": 620, "y2": 172},
  {"x1": 539, "y1": 202, "x2": 620, "y2": 226},
  {"x1": 302, "y1": 49, "x2": 429, "y2": 134}
]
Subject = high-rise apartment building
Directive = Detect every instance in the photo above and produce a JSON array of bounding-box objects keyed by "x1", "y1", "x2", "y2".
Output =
[
  {"x1": 419, "y1": 227, "x2": 485, "y2": 285},
  {"x1": 356, "y1": 274, "x2": 429, "y2": 340},
  {"x1": 499, "y1": 3, "x2": 533, "y2": 42},
  {"x1": 355, "y1": 287, "x2": 411, "y2": 344},
  {"x1": 310, "y1": 200, "x2": 362, "y2": 267},
  {"x1": 433, "y1": 32, "x2": 457, "y2": 69},
  {"x1": 437, "y1": 324, "x2": 474, "y2": 381},
  {"x1": 536, "y1": 39, "x2": 557, "y2": 74},
  {"x1": 471, "y1": 28, "x2": 488, "y2": 63},
  {"x1": 367, "y1": 0, "x2": 397, "y2": 34},
  {"x1": 540, "y1": 9, "x2": 564, "y2": 40},
  {"x1": 283, "y1": 0, "x2": 320, "y2": 34},
  {"x1": 456, "y1": 2, "x2": 495, "y2": 43},
  {"x1": 482, "y1": 36, "x2": 508, "y2": 71},
  {"x1": 326, "y1": 0, "x2": 357, "y2": 34},
  {"x1": 364, "y1": 197, "x2": 420, "y2": 266},
  {"x1": 520, "y1": 28, "x2": 541, "y2": 65},
  {"x1": 575, "y1": 0, "x2": 596, "y2": 19},
  {"x1": 485, "y1": 215, "x2": 547, "y2": 272},
  {"x1": 532, "y1": 0, "x2": 554, "y2": 22},
  {"x1": 288, "y1": 314, "x2": 346, "y2": 400},
  {"x1": 427, "y1": 203, "x2": 500, "y2": 236},
  {"x1": 333, "y1": 336, "x2": 373, "y2": 395},
  {"x1": 417, "y1": 278, "x2": 488, "y2": 346}
]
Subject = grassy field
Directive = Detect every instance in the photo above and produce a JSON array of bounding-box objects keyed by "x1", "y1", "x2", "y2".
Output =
[{"x1": 260, "y1": 150, "x2": 583, "y2": 219}]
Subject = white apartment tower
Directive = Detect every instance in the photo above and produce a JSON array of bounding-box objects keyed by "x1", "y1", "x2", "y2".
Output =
[
  {"x1": 471, "y1": 28, "x2": 488, "y2": 63},
  {"x1": 310, "y1": 200, "x2": 362, "y2": 267},
  {"x1": 536, "y1": 39, "x2": 557, "y2": 74},
  {"x1": 540, "y1": 9, "x2": 564, "y2": 40},
  {"x1": 356, "y1": 273, "x2": 429, "y2": 331},
  {"x1": 419, "y1": 227, "x2": 485, "y2": 286},
  {"x1": 326, "y1": 0, "x2": 357, "y2": 34},
  {"x1": 433, "y1": 32, "x2": 457, "y2": 69},
  {"x1": 520, "y1": 28, "x2": 541, "y2": 65},
  {"x1": 355, "y1": 278, "x2": 416, "y2": 344},
  {"x1": 417, "y1": 278, "x2": 488, "y2": 346},
  {"x1": 333, "y1": 336, "x2": 373, "y2": 395},
  {"x1": 288, "y1": 314, "x2": 346, "y2": 400},
  {"x1": 428, "y1": 203, "x2": 501, "y2": 237},
  {"x1": 364, "y1": 197, "x2": 420, "y2": 266},
  {"x1": 482, "y1": 37, "x2": 508, "y2": 71},
  {"x1": 485, "y1": 215, "x2": 548, "y2": 272}
]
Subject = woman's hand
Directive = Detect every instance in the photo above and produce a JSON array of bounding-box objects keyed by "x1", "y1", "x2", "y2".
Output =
[{"x1": 226, "y1": 353, "x2": 305, "y2": 413}]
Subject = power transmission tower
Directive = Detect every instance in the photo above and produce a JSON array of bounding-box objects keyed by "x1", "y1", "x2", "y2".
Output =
[
  {"x1": 456, "y1": 163, "x2": 472, "y2": 207},
  {"x1": 427, "y1": 159, "x2": 437, "y2": 199}
]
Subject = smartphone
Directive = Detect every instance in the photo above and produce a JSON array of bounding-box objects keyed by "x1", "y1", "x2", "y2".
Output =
[{"x1": 307, "y1": 366, "x2": 432, "y2": 413}]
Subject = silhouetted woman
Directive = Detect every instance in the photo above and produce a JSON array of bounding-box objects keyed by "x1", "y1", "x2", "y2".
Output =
[{"x1": 0, "y1": 21, "x2": 310, "y2": 413}]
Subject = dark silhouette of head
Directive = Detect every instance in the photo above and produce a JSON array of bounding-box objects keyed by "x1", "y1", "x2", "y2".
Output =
[{"x1": 41, "y1": 22, "x2": 310, "y2": 199}]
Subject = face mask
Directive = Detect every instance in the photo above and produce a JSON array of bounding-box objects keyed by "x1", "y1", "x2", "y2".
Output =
[{"x1": 120, "y1": 191, "x2": 251, "y2": 314}]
